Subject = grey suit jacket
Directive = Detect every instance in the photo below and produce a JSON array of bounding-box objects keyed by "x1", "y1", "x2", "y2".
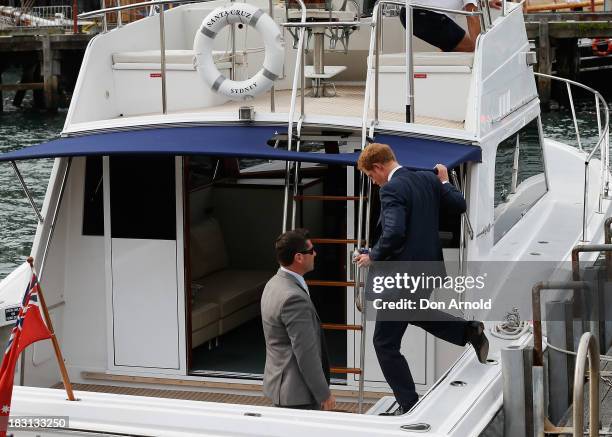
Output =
[{"x1": 261, "y1": 268, "x2": 331, "y2": 406}]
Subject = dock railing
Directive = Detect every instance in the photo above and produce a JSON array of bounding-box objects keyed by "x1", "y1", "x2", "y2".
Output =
[
  {"x1": 0, "y1": 5, "x2": 74, "y2": 31},
  {"x1": 533, "y1": 73, "x2": 610, "y2": 242}
]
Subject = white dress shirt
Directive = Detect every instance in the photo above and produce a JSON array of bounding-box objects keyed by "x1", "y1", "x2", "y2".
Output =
[
  {"x1": 388, "y1": 164, "x2": 402, "y2": 182},
  {"x1": 388, "y1": 164, "x2": 449, "y2": 184},
  {"x1": 280, "y1": 266, "x2": 309, "y2": 295}
]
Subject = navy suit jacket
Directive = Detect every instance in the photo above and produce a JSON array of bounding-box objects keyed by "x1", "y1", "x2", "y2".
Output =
[{"x1": 370, "y1": 167, "x2": 466, "y2": 263}]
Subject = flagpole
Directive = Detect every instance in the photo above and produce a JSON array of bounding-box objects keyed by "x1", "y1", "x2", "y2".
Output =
[{"x1": 26, "y1": 257, "x2": 76, "y2": 402}]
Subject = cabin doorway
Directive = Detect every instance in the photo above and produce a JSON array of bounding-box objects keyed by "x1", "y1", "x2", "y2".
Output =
[{"x1": 185, "y1": 155, "x2": 348, "y2": 381}]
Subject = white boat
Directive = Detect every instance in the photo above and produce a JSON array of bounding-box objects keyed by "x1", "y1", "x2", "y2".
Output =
[{"x1": 0, "y1": 0, "x2": 609, "y2": 435}]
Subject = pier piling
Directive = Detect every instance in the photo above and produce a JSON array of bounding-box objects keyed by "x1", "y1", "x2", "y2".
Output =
[
  {"x1": 0, "y1": 32, "x2": 92, "y2": 111},
  {"x1": 526, "y1": 12, "x2": 612, "y2": 105}
]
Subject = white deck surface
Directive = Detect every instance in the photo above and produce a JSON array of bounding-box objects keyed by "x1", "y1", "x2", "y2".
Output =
[{"x1": 179, "y1": 86, "x2": 464, "y2": 130}]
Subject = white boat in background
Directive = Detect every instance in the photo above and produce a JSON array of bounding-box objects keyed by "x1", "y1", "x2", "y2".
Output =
[{"x1": 0, "y1": 0, "x2": 609, "y2": 434}]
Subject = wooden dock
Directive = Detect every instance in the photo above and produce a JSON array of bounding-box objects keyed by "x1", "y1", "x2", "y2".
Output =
[
  {"x1": 0, "y1": 31, "x2": 93, "y2": 112},
  {"x1": 525, "y1": 12, "x2": 612, "y2": 105}
]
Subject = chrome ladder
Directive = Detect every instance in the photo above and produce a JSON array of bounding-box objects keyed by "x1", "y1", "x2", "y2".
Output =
[{"x1": 281, "y1": 130, "x2": 373, "y2": 413}]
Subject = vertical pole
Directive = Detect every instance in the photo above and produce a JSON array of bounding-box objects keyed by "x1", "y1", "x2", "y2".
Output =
[
  {"x1": 511, "y1": 135, "x2": 520, "y2": 193},
  {"x1": 230, "y1": 0, "x2": 236, "y2": 81},
  {"x1": 583, "y1": 162, "x2": 589, "y2": 242},
  {"x1": 405, "y1": 5, "x2": 414, "y2": 123},
  {"x1": 301, "y1": 33, "x2": 305, "y2": 115},
  {"x1": 41, "y1": 35, "x2": 57, "y2": 112},
  {"x1": 533, "y1": 364, "x2": 545, "y2": 437},
  {"x1": 101, "y1": 0, "x2": 107, "y2": 32},
  {"x1": 537, "y1": 21, "x2": 551, "y2": 108},
  {"x1": 269, "y1": 0, "x2": 275, "y2": 112},
  {"x1": 502, "y1": 346, "x2": 534, "y2": 437},
  {"x1": 546, "y1": 300, "x2": 573, "y2": 423},
  {"x1": 159, "y1": 4, "x2": 167, "y2": 115},
  {"x1": 26, "y1": 258, "x2": 76, "y2": 402},
  {"x1": 116, "y1": 0, "x2": 122, "y2": 27},
  {"x1": 72, "y1": 0, "x2": 78, "y2": 33},
  {"x1": 374, "y1": 5, "x2": 380, "y2": 123},
  {"x1": 567, "y1": 83, "x2": 582, "y2": 151},
  {"x1": 313, "y1": 31, "x2": 324, "y2": 75}
]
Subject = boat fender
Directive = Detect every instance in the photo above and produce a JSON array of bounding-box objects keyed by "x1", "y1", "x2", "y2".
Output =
[
  {"x1": 194, "y1": 4, "x2": 284, "y2": 101},
  {"x1": 591, "y1": 38, "x2": 612, "y2": 57}
]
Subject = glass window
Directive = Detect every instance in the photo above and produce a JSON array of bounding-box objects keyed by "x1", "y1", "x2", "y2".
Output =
[
  {"x1": 494, "y1": 118, "x2": 547, "y2": 243},
  {"x1": 82, "y1": 156, "x2": 104, "y2": 236},
  {"x1": 109, "y1": 155, "x2": 176, "y2": 240}
]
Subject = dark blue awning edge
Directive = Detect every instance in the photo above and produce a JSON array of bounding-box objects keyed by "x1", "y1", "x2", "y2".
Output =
[{"x1": 0, "y1": 125, "x2": 481, "y2": 172}]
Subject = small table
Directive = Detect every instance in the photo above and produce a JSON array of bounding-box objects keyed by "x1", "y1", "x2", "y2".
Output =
[{"x1": 304, "y1": 65, "x2": 347, "y2": 97}]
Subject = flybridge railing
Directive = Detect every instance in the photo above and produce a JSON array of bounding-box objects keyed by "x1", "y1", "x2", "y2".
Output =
[
  {"x1": 79, "y1": 0, "x2": 203, "y2": 115},
  {"x1": 362, "y1": 0, "x2": 489, "y2": 144},
  {"x1": 533, "y1": 73, "x2": 610, "y2": 242},
  {"x1": 79, "y1": 0, "x2": 285, "y2": 115}
]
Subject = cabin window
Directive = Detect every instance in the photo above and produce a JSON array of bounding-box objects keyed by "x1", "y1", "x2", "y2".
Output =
[
  {"x1": 82, "y1": 156, "x2": 104, "y2": 236},
  {"x1": 109, "y1": 155, "x2": 176, "y2": 240},
  {"x1": 189, "y1": 156, "x2": 216, "y2": 189},
  {"x1": 494, "y1": 118, "x2": 547, "y2": 243}
]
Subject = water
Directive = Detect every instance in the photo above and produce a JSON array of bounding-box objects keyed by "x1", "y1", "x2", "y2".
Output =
[
  {"x1": 0, "y1": 78, "x2": 609, "y2": 279},
  {"x1": 0, "y1": 71, "x2": 64, "y2": 278}
]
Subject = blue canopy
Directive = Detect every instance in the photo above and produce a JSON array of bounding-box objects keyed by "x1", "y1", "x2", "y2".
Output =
[{"x1": 0, "y1": 125, "x2": 481, "y2": 171}]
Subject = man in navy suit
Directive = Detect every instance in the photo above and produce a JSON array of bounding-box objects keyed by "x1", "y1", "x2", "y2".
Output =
[{"x1": 355, "y1": 143, "x2": 488, "y2": 415}]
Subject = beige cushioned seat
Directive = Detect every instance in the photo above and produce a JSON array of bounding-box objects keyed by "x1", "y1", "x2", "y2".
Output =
[
  {"x1": 191, "y1": 299, "x2": 220, "y2": 332},
  {"x1": 193, "y1": 269, "x2": 270, "y2": 318},
  {"x1": 112, "y1": 50, "x2": 246, "y2": 66},
  {"x1": 379, "y1": 52, "x2": 474, "y2": 67},
  {"x1": 189, "y1": 216, "x2": 272, "y2": 342}
]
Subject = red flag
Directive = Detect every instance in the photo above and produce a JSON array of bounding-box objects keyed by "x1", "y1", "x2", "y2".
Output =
[{"x1": 0, "y1": 274, "x2": 52, "y2": 436}]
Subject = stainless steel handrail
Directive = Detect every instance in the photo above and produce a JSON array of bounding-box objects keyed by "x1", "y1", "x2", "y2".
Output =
[
  {"x1": 159, "y1": 4, "x2": 167, "y2": 114},
  {"x1": 534, "y1": 73, "x2": 610, "y2": 241},
  {"x1": 11, "y1": 161, "x2": 44, "y2": 224},
  {"x1": 282, "y1": 21, "x2": 363, "y2": 27},
  {"x1": 78, "y1": 0, "x2": 199, "y2": 19},
  {"x1": 573, "y1": 332, "x2": 599, "y2": 437},
  {"x1": 362, "y1": 0, "x2": 485, "y2": 135},
  {"x1": 79, "y1": 0, "x2": 201, "y2": 113},
  {"x1": 281, "y1": 0, "x2": 306, "y2": 232},
  {"x1": 39, "y1": 158, "x2": 72, "y2": 282}
]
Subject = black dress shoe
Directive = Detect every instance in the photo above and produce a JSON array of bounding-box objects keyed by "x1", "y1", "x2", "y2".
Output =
[
  {"x1": 466, "y1": 321, "x2": 489, "y2": 364},
  {"x1": 379, "y1": 405, "x2": 406, "y2": 416}
]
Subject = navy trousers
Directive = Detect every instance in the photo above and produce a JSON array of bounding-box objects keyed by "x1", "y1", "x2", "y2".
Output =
[{"x1": 373, "y1": 316, "x2": 469, "y2": 410}]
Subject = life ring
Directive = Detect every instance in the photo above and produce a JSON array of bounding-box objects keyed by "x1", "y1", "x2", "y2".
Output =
[
  {"x1": 591, "y1": 38, "x2": 612, "y2": 57},
  {"x1": 194, "y1": 3, "x2": 284, "y2": 101}
]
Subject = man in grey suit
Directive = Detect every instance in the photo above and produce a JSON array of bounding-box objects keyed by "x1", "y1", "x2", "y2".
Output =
[{"x1": 261, "y1": 229, "x2": 336, "y2": 411}]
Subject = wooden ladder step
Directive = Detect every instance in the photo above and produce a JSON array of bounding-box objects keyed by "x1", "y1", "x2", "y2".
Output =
[
  {"x1": 293, "y1": 195, "x2": 367, "y2": 201},
  {"x1": 321, "y1": 323, "x2": 362, "y2": 331},
  {"x1": 331, "y1": 367, "x2": 362, "y2": 375},
  {"x1": 310, "y1": 238, "x2": 364, "y2": 245},
  {"x1": 306, "y1": 280, "x2": 356, "y2": 287},
  {"x1": 0, "y1": 83, "x2": 44, "y2": 92}
]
